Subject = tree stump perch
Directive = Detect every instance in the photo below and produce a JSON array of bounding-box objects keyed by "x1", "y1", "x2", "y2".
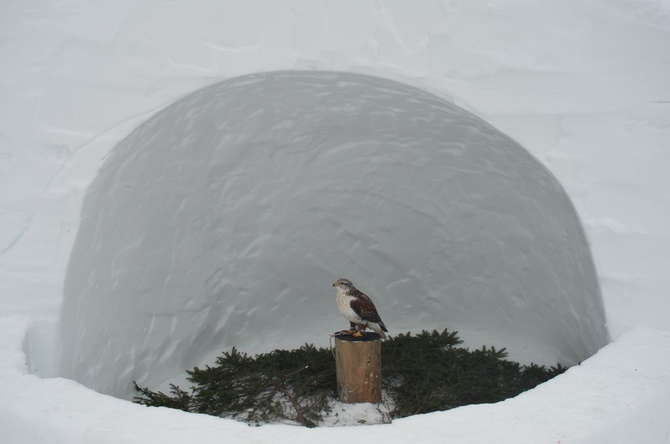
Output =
[{"x1": 334, "y1": 332, "x2": 382, "y2": 403}]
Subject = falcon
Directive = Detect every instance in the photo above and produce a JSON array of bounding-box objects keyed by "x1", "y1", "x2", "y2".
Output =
[{"x1": 332, "y1": 278, "x2": 388, "y2": 339}]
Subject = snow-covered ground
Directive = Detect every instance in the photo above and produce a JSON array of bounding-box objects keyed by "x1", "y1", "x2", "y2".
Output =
[
  {"x1": 1, "y1": 0, "x2": 670, "y2": 443},
  {"x1": 3, "y1": 316, "x2": 670, "y2": 443}
]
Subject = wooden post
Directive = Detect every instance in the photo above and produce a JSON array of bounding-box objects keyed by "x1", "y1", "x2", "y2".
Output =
[{"x1": 334, "y1": 332, "x2": 382, "y2": 403}]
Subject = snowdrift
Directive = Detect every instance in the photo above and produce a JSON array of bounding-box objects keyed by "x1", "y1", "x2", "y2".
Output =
[{"x1": 4, "y1": 317, "x2": 670, "y2": 444}]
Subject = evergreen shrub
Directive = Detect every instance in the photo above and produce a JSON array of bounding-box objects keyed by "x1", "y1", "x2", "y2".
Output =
[{"x1": 134, "y1": 329, "x2": 565, "y2": 427}]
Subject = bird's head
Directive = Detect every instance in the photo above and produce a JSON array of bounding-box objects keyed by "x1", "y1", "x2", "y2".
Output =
[{"x1": 332, "y1": 278, "x2": 354, "y2": 291}]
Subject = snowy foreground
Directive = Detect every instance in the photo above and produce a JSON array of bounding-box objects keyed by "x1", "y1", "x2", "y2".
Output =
[{"x1": 1, "y1": 316, "x2": 669, "y2": 443}]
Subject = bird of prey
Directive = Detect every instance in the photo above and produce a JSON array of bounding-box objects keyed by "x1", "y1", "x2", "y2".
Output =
[{"x1": 332, "y1": 278, "x2": 388, "y2": 339}]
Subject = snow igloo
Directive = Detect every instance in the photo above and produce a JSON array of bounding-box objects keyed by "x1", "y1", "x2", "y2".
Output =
[{"x1": 58, "y1": 71, "x2": 608, "y2": 399}]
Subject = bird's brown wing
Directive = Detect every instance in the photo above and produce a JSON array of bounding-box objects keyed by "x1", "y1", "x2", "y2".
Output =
[{"x1": 350, "y1": 289, "x2": 384, "y2": 324}]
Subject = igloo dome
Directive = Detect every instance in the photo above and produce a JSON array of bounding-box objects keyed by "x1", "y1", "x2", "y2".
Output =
[{"x1": 59, "y1": 71, "x2": 607, "y2": 398}]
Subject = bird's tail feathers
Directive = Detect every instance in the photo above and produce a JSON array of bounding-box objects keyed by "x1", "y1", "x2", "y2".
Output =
[{"x1": 370, "y1": 322, "x2": 388, "y2": 340}]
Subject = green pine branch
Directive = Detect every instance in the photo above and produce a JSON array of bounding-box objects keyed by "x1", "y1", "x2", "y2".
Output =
[{"x1": 133, "y1": 329, "x2": 565, "y2": 426}]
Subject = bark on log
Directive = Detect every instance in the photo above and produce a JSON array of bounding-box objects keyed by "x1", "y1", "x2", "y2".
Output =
[{"x1": 334, "y1": 332, "x2": 382, "y2": 403}]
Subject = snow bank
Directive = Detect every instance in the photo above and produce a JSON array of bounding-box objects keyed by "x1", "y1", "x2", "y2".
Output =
[
  {"x1": 59, "y1": 71, "x2": 607, "y2": 398},
  {"x1": 3, "y1": 317, "x2": 669, "y2": 444}
]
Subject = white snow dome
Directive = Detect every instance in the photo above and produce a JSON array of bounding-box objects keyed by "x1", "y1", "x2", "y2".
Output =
[{"x1": 59, "y1": 71, "x2": 608, "y2": 399}]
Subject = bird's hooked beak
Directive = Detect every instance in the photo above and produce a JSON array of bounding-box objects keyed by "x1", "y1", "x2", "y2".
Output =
[{"x1": 332, "y1": 282, "x2": 336, "y2": 287}]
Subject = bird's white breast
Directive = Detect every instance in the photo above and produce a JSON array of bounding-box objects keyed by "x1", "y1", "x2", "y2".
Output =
[{"x1": 336, "y1": 290, "x2": 363, "y2": 324}]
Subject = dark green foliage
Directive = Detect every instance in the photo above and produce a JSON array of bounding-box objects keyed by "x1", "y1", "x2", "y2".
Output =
[
  {"x1": 187, "y1": 345, "x2": 336, "y2": 427},
  {"x1": 381, "y1": 330, "x2": 565, "y2": 417},
  {"x1": 135, "y1": 344, "x2": 336, "y2": 427},
  {"x1": 133, "y1": 329, "x2": 565, "y2": 426},
  {"x1": 133, "y1": 381, "x2": 192, "y2": 411}
]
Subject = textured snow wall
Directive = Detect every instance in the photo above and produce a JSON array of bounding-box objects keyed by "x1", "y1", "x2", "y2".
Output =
[{"x1": 59, "y1": 71, "x2": 607, "y2": 399}]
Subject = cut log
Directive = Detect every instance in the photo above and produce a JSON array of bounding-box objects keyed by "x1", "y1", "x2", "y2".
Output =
[{"x1": 334, "y1": 332, "x2": 382, "y2": 403}]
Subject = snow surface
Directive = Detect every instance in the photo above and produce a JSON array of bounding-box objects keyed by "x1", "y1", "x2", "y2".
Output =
[
  {"x1": 1, "y1": 0, "x2": 670, "y2": 443},
  {"x1": 3, "y1": 316, "x2": 670, "y2": 443}
]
